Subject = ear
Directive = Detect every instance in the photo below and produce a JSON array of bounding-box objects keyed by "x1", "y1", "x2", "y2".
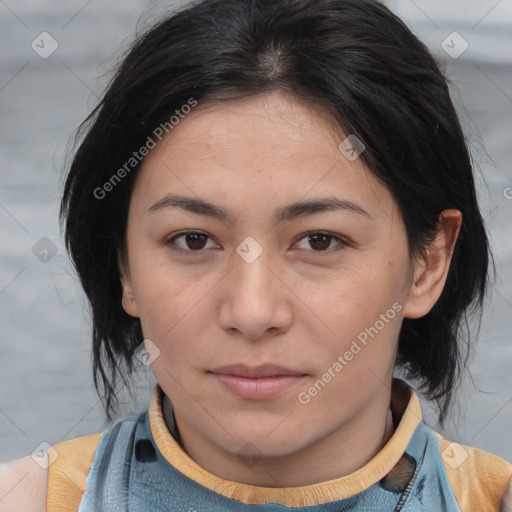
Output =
[
  {"x1": 119, "y1": 257, "x2": 140, "y2": 318},
  {"x1": 402, "y1": 209, "x2": 462, "y2": 319}
]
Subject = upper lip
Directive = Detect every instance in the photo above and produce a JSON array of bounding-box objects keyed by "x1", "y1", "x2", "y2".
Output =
[{"x1": 210, "y1": 364, "x2": 305, "y2": 378}]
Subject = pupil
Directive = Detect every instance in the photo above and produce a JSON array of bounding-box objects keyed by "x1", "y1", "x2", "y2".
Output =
[
  {"x1": 310, "y1": 234, "x2": 330, "y2": 250},
  {"x1": 187, "y1": 233, "x2": 206, "y2": 250}
]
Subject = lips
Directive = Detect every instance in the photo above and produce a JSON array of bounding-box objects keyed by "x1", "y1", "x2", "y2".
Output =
[
  {"x1": 209, "y1": 364, "x2": 306, "y2": 400},
  {"x1": 211, "y1": 363, "x2": 304, "y2": 378}
]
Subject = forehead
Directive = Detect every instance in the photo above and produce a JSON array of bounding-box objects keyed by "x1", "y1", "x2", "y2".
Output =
[
  {"x1": 144, "y1": 92, "x2": 344, "y2": 169},
  {"x1": 132, "y1": 91, "x2": 397, "y2": 221}
]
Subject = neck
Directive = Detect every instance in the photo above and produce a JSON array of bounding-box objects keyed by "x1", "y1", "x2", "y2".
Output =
[{"x1": 163, "y1": 386, "x2": 396, "y2": 487}]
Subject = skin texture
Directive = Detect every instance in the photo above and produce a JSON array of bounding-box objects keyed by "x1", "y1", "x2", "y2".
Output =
[
  {"x1": 0, "y1": 456, "x2": 48, "y2": 512},
  {"x1": 120, "y1": 90, "x2": 462, "y2": 487}
]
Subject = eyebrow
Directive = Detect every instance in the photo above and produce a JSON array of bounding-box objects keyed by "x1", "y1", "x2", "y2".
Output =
[{"x1": 148, "y1": 194, "x2": 370, "y2": 223}]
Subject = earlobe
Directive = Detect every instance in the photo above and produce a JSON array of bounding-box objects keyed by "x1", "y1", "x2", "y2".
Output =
[
  {"x1": 403, "y1": 209, "x2": 462, "y2": 319},
  {"x1": 119, "y1": 262, "x2": 140, "y2": 318}
]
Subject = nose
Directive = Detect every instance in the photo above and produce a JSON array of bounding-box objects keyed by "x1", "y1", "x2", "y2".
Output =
[{"x1": 218, "y1": 245, "x2": 293, "y2": 341}]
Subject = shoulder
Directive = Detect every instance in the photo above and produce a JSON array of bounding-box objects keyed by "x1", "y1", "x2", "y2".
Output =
[
  {"x1": 46, "y1": 432, "x2": 104, "y2": 512},
  {"x1": 0, "y1": 455, "x2": 48, "y2": 512},
  {"x1": 433, "y1": 430, "x2": 512, "y2": 512},
  {"x1": 0, "y1": 432, "x2": 104, "y2": 512}
]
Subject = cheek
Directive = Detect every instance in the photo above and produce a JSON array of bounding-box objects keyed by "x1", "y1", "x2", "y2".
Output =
[
  {"x1": 304, "y1": 255, "x2": 407, "y2": 366},
  {"x1": 136, "y1": 279, "x2": 196, "y2": 340},
  {"x1": 318, "y1": 262, "x2": 403, "y2": 321},
  {"x1": 297, "y1": 282, "x2": 403, "y2": 418},
  {"x1": 130, "y1": 257, "x2": 219, "y2": 356}
]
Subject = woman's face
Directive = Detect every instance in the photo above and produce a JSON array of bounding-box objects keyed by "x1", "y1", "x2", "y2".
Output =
[{"x1": 121, "y1": 90, "x2": 418, "y2": 463}]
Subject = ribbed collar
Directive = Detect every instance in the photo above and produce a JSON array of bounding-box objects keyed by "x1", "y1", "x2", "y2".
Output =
[{"x1": 148, "y1": 378, "x2": 422, "y2": 506}]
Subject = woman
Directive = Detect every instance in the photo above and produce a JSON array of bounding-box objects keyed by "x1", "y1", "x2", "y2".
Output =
[{"x1": 1, "y1": 0, "x2": 510, "y2": 510}]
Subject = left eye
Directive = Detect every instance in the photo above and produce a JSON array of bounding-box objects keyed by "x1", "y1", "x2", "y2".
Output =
[
  {"x1": 294, "y1": 232, "x2": 346, "y2": 252},
  {"x1": 164, "y1": 231, "x2": 346, "y2": 255}
]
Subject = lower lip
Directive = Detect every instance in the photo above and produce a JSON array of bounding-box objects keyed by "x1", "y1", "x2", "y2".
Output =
[{"x1": 212, "y1": 373, "x2": 305, "y2": 400}]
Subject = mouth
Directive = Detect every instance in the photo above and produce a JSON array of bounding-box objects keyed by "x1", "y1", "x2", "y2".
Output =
[{"x1": 209, "y1": 364, "x2": 307, "y2": 400}]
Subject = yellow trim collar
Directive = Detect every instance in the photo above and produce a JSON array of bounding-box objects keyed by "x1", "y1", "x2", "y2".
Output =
[{"x1": 149, "y1": 379, "x2": 422, "y2": 507}]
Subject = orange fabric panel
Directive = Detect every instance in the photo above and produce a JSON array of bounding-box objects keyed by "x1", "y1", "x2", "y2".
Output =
[
  {"x1": 437, "y1": 434, "x2": 512, "y2": 512},
  {"x1": 46, "y1": 432, "x2": 104, "y2": 512}
]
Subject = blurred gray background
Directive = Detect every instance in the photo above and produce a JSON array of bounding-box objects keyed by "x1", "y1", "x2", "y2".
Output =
[{"x1": 1, "y1": 0, "x2": 511, "y2": 464}]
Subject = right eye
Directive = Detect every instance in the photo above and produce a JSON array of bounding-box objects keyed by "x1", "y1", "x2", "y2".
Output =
[{"x1": 164, "y1": 230, "x2": 220, "y2": 255}]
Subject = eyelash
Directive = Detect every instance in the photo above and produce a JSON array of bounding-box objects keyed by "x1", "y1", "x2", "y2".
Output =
[{"x1": 163, "y1": 230, "x2": 348, "y2": 256}]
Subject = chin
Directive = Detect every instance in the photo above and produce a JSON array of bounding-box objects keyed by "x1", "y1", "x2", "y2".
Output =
[
  {"x1": 232, "y1": 436, "x2": 304, "y2": 460},
  {"x1": 219, "y1": 422, "x2": 308, "y2": 459}
]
